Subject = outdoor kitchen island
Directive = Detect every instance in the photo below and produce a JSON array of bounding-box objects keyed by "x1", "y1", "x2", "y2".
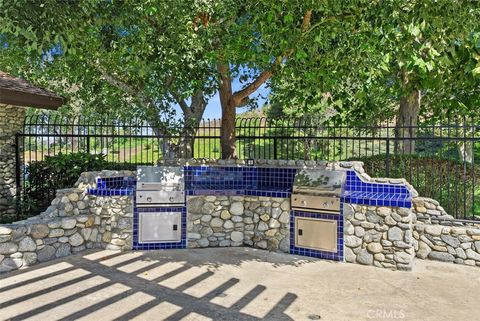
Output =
[{"x1": 85, "y1": 160, "x2": 415, "y2": 270}]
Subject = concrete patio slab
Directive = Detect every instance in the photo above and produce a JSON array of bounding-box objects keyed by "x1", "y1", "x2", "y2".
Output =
[{"x1": 1, "y1": 248, "x2": 479, "y2": 321}]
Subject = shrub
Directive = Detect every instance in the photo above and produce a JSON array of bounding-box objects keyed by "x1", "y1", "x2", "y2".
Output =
[
  {"x1": 24, "y1": 153, "x2": 138, "y2": 215},
  {"x1": 27, "y1": 152, "x2": 108, "y2": 191},
  {"x1": 25, "y1": 153, "x2": 107, "y2": 211}
]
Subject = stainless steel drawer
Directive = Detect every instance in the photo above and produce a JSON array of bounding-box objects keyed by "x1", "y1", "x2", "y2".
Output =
[
  {"x1": 295, "y1": 217, "x2": 337, "y2": 253},
  {"x1": 139, "y1": 211, "x2": 182, "y2": 243}
]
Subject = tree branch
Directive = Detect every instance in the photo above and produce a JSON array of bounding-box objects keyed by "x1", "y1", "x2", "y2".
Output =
[
  {"x1": 229, "y1": 9, "x2": 315, "y2": 107},
  {"x1": 170, "y1": 91, "x2": 190, "y2": 115},
  {"x1": 98, "y1": 69, "x2": 139, "y2": 97},
  {"x1": 90, "y1": 62, "x2": 169, "y2": 132},
  {"x1": 302, "y1": 12, "x2": 356, "y2": 38},
  {"x1": 232, "y1": 56, "x2": 282, "y2": 106},
  {"x1": 302, "y1": 10, "x2": 313, "y2": 31}
]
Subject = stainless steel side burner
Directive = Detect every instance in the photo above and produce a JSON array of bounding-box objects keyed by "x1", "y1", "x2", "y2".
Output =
[
  {"x1": 291, "y1": 169, "x2": 346, "y2": 214},
  {"x1": 136, "y1": 166, "x2": 185, "y2": 207}
]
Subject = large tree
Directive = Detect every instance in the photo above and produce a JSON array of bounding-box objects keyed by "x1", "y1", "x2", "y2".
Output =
[
  {"x1": 0, "y1": 0, "x2": 375, "y2": 159},
  {"x1": 0, "y1": 1, "x2": 215, "y2": 157},
  {"x1": 269, "y1": 0, "x2": 480, "y2": 149},
  {"x1": 195, "y1": 1, "x2": 375, "y2": 158},
  {"x1": 4, "y1": 1, "x2": 476, "y2": 158}
]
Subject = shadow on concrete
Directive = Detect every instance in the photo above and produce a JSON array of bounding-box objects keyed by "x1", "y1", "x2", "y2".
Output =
[
  {"x1": 135, "y1": 246, "x2": 324, "y2": 270},
  {"x1": 0, "y1": 248, "x2": 310, "y2": 320}
]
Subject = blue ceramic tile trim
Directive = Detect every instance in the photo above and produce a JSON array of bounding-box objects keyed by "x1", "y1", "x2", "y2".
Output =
[
  {"x1": 86, "y1": 168, "x2": 413, "y2": 209},
  {"x1": 184, "y1": 166, "x2": 296, "y2": 197},
  {"x1": 186, "y1": 189, "x2": 245, "y2": 196},
  {"x1": 88, "y1": 176, "x2": 136, "y2": 196},
  {"x1": 87, "y1": 187, "x2": 135, "y2": 196},
  {"x1": 244, "y1": 190, "x2": 291, "y2": 198},
  {"x1": 133, "y1": 206, "x2": 187, "y2": 250},
  {"x1": 290, "y1": 209, "x2": 344, "y2": 261},
  {"x1": 343, "y1": 170, "x2": 412, "y2": 208}
]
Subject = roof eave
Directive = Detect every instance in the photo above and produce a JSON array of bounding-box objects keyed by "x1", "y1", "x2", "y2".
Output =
[{"x1": 0, "y1": 88, "x2": 64, "y2": 110}]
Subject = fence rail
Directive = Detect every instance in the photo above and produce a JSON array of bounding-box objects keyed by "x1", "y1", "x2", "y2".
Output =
[{"x1": 15, "y1": 114, "x2": 480, "y2": 221}]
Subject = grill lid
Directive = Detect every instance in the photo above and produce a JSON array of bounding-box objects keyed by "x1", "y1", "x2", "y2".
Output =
[
  {"x1": 136, "y1": 166, "x2": 184, "y2": 191},
  {"x1": 293, "y1": 169, "x2": 346, "y2": 197},
  {"x1": 291, "y1": 169, "x2": 346, "y2": 214}
]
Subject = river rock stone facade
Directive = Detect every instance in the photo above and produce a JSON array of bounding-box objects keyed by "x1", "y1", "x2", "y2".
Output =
[
  {"x1": 0, "y1": 170, "x2": 134, "y2": 272},
  {"x1": 412, "y1": 197, "x2": 480, "y2": 267},
  {"x1": 3, "y1": 160, "x2": 480, "y2": 273},
  {"x1": 413, "y1": 197, "x2": 455, "y2": 223},
  {"x1": 344, "y1": 204, "x2": 415, "y2": 270},
  {"x1": 187, "y1": 195, "x2": 290, "y2": 252},
  {"x1": 0, "y1": 105, "x2": 26, "y2": 221}
]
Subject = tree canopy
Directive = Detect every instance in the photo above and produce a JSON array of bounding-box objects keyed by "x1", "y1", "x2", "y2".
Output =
[
  {"x1": 269, "y1": 0, "x2": 480, "y2": 124},
  {"x1": 1, "y1": 0, "x2": 479, "y2": 158}
]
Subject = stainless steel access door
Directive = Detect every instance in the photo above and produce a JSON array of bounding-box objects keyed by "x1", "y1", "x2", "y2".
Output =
[
  {"x1": 295, "y1": 217, "x2": 337, "y2": 253},
  {"x1": 139, "y1": 212, "x2": 182, "y2": 243}
]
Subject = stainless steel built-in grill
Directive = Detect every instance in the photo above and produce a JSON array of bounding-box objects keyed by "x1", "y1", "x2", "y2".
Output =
[
  {"x1": 136, "y1": 166, "x2": 185, "y2": 207},
  {"x1": 291, "y1": 169, "x2": 346, "y2": 214},
  {"x1": 291, "y1": 169, "x2": 346, "y2": 253},
  {"x1": 136, "y1": 166, "x2": 185, "y2": 244}
]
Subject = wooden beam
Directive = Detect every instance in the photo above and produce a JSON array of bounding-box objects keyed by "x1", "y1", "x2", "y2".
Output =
[{"x1": 0, "y1": 88, "x2": 64, "y2": 110}]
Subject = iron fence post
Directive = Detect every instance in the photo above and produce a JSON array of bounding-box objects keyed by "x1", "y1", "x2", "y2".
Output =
[
  {"x1": 191, "y1": 135, "x2": 195, "y2": 158},
  {"x1": 385, "y1": 137, "x2": 390, "y2": 177},
  {"x1": 86, "y1": 134, "x2": 91, "y2": 154},
  {"x1": 273, "y1": 137, "x2": 278, "y2": 160},
  {"x1": 14, "y1": 133, "x2": 22, "y2": 220}
]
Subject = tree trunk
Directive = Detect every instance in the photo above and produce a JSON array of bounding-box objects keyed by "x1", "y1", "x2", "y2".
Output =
[
  {"x1": 395, "y1": 89, "x2": 421, "y2": 154},
  {"x1": 458, "y1": 141, "x2": 474, "y2": 164},
  {"x1": 217, "y1": 63, "x2": 237, "y2": 159},
  {"x1": 149, "y1": 125, "x2": 173, "y2": 160},
  {"x1": 459, "y1": 126, "x2": 474, "y2": 164},
  {"x1": 149, "y1": 91, "x2": 208, "y2": 160},
  {"x1": 179, "y1": 91, "x2": 207, "y2": 158}
]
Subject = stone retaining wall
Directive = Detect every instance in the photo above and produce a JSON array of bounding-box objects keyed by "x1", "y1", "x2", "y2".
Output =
[
  {"x1": 413, "y1": 197, "x2": 455, "y2": 223},
  {"x1": 3, "y1": 161, "x2": 480, "y2": 273},
  {"x1": 344, "y1": 204, "x2": 415, "y2": 270},
  {"x1": 0, "y1": 105, "x2": 26, "y2": 221},
  {"x1": 412, "y1": 197, "x2": 480, "y2": 267},
  {"x1": 0, "y1": 170, "x2": 134, "y2": 272},
  {"x1": 413, "y1": 222, "x2": 480, "y2": 266},
  {"x1": 187, "y1": 195, "x2": 290, "y2": 252}
]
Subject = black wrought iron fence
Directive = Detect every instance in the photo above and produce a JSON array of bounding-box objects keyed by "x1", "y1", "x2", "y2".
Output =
[{"x1": 15, "y1": 114, "x2": 480, "y2": 220}]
